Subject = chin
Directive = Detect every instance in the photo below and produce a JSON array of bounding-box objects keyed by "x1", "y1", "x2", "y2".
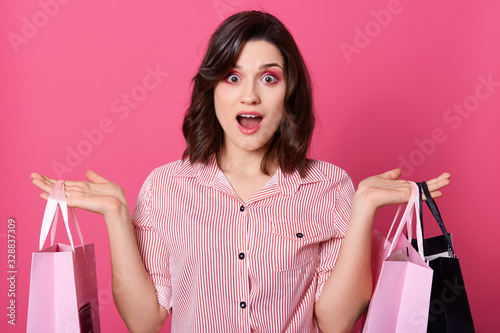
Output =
[{"x1": 236, "y1": 140, "x2": 267, "y2": 153}]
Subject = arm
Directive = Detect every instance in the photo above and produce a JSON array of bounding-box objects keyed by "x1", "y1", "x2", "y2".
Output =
[
  {"x1": 314, "y1": 169, "x2": 450, "y2": 333},
  {"x1": 31, "y1": 171, "x2": 168, "y2": 333}
]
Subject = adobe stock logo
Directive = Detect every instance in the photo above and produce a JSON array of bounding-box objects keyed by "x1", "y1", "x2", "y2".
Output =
[
  {"x1": 51, "y1": 65, "x2": 169, "y2": 178},
  {"x1": 408, "y1": 306, "x2": 429, "y2": 332},
  {"x1": 340, "y1": 0, "x2": 406, "y2": 64},
  {"x1": 7, "y1": 0, "x2": 73, "y2": 54},
  {"x1": 398, "y1": 74, "x2": 499, "y2": 177},
  {"x1": 213, "y1": 0, "x2": 244, "y2": 20},
  {"x1": 428, "y1": 277, "x2": 466, "y2": 322}
]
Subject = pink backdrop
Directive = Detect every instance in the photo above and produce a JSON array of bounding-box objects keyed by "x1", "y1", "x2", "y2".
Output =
[{"x1": 1, "y1": 0, "x2": 499, "y2": 332}]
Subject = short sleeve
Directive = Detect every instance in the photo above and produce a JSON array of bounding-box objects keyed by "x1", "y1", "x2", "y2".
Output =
[
  {"x1": 315, "y1": 170, "x2": 355, "y2": 301},
  {"x1": 131, "y1": 173, "x2": 172, "y2": 311}
]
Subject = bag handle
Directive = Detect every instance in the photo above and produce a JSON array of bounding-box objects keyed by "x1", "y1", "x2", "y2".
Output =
[
  {"x1": 39, "y1": 180, "x2": 84, "y2": 251},
  {"x1": 387, "y1": 182, "x2": 425, "y2": 260},
  {"x1": 417, "y1": 182, "x2": 424, "y2": 236},
  {"x1": 420, "y1": 181, "x2": 455, "y2": 256},
  {"x1": 386, "y1": 181, "x2": 421, "y2": 248},
  {"x1": 386, "y1": 205, "x2": 411, "y2": 246}
]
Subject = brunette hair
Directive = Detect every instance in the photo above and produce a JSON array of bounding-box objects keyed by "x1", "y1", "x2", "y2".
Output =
[{"x1": 182, "y1": 10, "x2": 314, "y2": 177}]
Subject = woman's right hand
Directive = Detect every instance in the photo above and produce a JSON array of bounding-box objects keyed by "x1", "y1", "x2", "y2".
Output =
[
  {"x1": 31, "y1": 170, "x2": 129, "y2": 219},
  {"x1": 33, "y1": 170, "x2": 168, "y2": 330}
]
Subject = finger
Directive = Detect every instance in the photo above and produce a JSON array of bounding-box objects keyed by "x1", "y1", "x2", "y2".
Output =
[
  {"x1": 31, "y1": 173, "x2": 57, "y2": 186},
  {"x1": 429, "y1": 190, "x2": 443, "y2": 199},
  {"x1": 32, "y1": 177, "x2": 57, "y2": 193},
  {"x1": 426, "y1": 172, "x2": 451, "y2": 185},
  {"x1": 30, "y1": 172, "x2": 43, "y2": 180},
  {"x1": 63, "y1": 180, "x2": 88, "y2": 189},
  {"x1": 420, "y1": 190, "x2": 444, "y2": 202},
  {"x1": 380, "y1": 168, "x2": 402, "y2": 180},
  {"x1": 60, "y1": 184, "x2": 87, "y2": 208},
  {"x1": 86, "y1": 170, "x2": 109, "y2": 184},
  {"x1": 420, "y1": 173, "x2": 450, "y2": 200},
  {"x1": 424, "y1": 173, "x2": 451, "y2": 192}
]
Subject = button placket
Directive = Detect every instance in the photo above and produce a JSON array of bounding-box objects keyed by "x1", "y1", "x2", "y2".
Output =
[
  {"x1": 236, "y1": 203, "x2": 250, "y2": 323},
  {"x1": 238, "y1": 204, "x2": 247, "y2": 261}
]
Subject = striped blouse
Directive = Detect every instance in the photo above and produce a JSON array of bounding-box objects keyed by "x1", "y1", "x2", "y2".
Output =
[{"x1": 131, "y1": 154, "x2": 354, "y2": 332}]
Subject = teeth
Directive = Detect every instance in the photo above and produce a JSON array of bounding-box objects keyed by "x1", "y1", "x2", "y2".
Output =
[{"x1": 240, "y1": 115, "x2": 258, "y2": 118}]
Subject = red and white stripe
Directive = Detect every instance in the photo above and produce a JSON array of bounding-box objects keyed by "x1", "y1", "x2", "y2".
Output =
[{"x1": 132, "y1": 155, "x2": 354, "y2": 332}]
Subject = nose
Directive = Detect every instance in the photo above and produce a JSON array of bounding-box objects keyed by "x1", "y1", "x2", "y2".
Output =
[{"x1": 240, "y1": 81, "x2": 260, "y2": 105}]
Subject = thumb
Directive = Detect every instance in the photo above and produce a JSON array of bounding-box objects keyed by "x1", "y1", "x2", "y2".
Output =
[
  {"x1": 86, "y1": 170, "x2": 108, "y2": 184},
  {"x1": 381, "y1": 168, "x2": 402, "y2": 180}
]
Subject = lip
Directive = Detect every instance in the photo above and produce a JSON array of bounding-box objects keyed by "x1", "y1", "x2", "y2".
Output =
[
  {"x1": 236, "y1": 111, "x2": 264, "y2": 117},
  {"x1": 236, "y1": 111, "x2": 264, "y2": 135}
]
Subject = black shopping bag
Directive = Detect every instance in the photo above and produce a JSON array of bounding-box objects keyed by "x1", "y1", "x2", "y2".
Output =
[{"x1": 412, "y1": 181, "x2": 475, "y2": 333}]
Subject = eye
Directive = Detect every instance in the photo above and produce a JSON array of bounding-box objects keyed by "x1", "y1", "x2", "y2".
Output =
[
  {"x1": 262, "y1": 74, "x2": 278, "y2": 84},
  {"x1": 226, "y1": 74, "x2": 241, "y2": 83}
]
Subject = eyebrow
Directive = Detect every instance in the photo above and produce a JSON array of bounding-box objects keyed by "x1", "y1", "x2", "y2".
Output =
[{"x1": 233, "y1": 63, "x2": 284, "y2": 70}]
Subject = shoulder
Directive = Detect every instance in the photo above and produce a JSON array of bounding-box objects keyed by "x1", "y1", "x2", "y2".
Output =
[
  {"x1": 147, "y1": 159, "x2": 199, "y2": 180},
  {"x1": 306, "y1": 159, "x2": 353, "y2": 186},
  {"x1": 141, "y1": 159, "x2": 202, "y2": 190},
  {"x1": 306, "y1": 160, "x2": 355, "y2": 224}
]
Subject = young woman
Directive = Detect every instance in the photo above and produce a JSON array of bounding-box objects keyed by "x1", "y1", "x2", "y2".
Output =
[{"x1": 32, "y1": 11, "x2": 450, "y2": 333}]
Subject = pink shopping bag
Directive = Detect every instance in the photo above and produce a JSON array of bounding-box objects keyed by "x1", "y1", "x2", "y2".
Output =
[
  {"x1": 27, "y1": 180, "x2": 100, "y2": 333},
  {"x1": 362, "y1": 182, "x2": 433, "y2": 333}
]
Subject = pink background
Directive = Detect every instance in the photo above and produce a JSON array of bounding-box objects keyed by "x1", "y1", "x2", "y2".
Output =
[{"x1": 1, "y1": 0, "x2": 499, "y2": 332}]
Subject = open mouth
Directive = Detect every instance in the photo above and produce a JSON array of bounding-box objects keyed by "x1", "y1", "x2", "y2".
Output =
[{"x1": 237, "y1": 114, "x2": 263, "y2": 129}]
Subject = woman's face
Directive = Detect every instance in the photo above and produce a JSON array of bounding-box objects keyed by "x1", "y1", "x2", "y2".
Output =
[{"x1": 214, "y1": 40, "x2": 286, "y2": 156}]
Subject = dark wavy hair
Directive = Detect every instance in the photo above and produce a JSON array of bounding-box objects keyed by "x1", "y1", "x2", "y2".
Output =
[{"x1": 182, "y1": 11, "x2": 314, "y2": 177}]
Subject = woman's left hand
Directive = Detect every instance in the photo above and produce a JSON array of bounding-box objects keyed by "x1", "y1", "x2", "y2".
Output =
[{"x1": 353, "y1": 169, "x2": 451, "y2": 214}]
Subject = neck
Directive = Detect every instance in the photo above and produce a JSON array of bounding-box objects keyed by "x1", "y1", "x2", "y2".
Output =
[{"x1": 217, "y1": 145, "x2": 277, "y2": 177}]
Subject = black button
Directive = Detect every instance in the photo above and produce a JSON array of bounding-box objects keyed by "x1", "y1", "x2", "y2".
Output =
[
  {"x1": 240, "y1": 205, "x2": 245, "y2": 212},
  {"x1": 238, "y1": 252, "x2": 245, "y2": 260},
  {"x1": 296, "y1": 233, "x2": 304, "y2": 238},
  {"x1": 240, "y1": 301, "x2": 247, "y2": 309}
]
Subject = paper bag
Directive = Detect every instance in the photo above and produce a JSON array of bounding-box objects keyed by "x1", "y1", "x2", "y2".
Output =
[
  {"x1": 362, "y1": 182, "x2": 433, "y2": 333},
  {"x1": 27, "y1": 180, "x2": 100, "y2": 332}
]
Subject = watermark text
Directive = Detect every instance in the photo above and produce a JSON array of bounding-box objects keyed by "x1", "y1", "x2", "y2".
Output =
[{"x1": 6, "y1": 218, "x2": 17, "y2": 325}]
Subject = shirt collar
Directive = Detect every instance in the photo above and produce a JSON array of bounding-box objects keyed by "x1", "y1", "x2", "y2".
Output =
[
  {"x1": 277, "y1": 161, "x2": 330, "y2": 195},
  {"x1": 169, "y1": 154, "x2": 218, "y2": 186},
  {"x1": 171, "y1": 154, "x2": 329, "y2": 195}
]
